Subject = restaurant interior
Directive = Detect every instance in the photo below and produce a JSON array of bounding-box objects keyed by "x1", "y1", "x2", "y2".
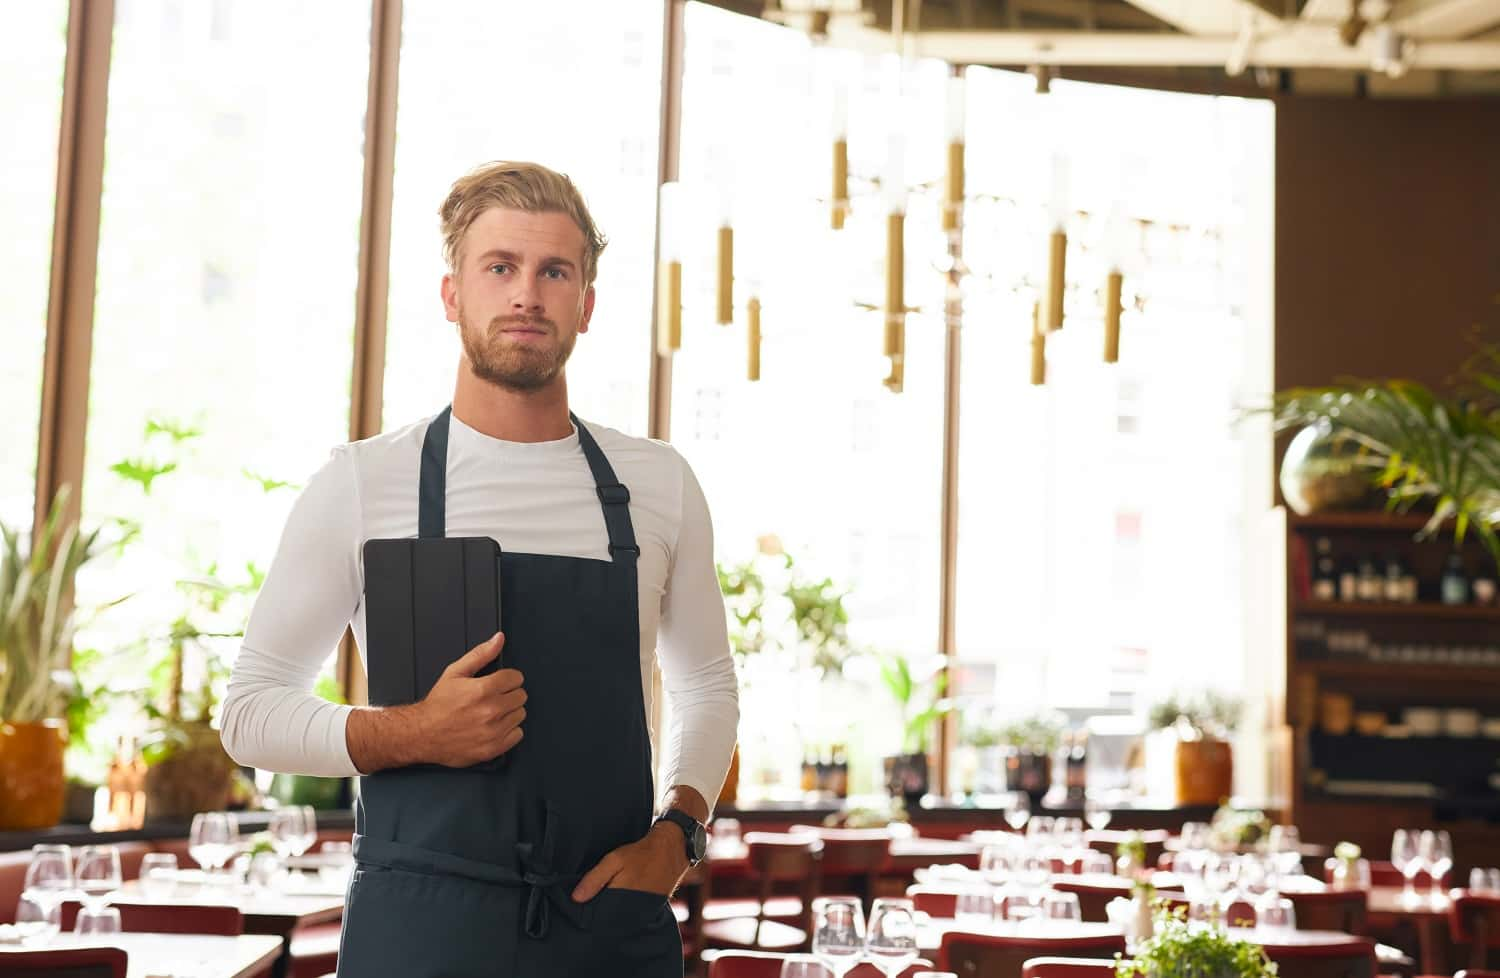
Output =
[{"x1": 2, "y1": 0, "x2": 1500, "y2": 976}]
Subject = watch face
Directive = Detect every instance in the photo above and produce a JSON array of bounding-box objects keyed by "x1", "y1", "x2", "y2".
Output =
[{"x1": 691, "y1": 822, "x2": 708, "y2": 860}]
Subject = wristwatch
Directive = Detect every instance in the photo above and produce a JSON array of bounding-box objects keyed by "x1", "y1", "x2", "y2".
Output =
[{"x1": 653, "y1": 809, "x2": 708, "y2": 866}]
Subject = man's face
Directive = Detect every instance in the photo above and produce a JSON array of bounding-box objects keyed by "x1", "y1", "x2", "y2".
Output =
[{"x1": 441, "y1": 207, "x2": 595, "y2": 393}]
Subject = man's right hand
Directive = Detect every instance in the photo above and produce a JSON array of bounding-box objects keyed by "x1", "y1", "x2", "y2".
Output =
[
  {"x1": 416, "y1": 632, "x2": 527, "y2": 767},
  {"x1": 345, "y1": 632, "x2": 526, "y2": 774}
]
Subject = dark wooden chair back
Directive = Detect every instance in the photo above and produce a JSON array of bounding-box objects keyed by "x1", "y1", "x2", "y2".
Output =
[
  {"x1": 62, "y1": 898, "x2": 245, "y2": 935},
  {"x1": 1259, "y1": 937, "x2": 1379, "y2": 978},
  {"x1": 745, "y1": 832, "x2": 824, "y2": 935},
  {"x1": 1452, "y1": 892, "x2": 1500, "y2": 969},
  {"x1": 1286, "y1": 888, "x2": 1368, "y2": 934},
  {"x1": 0, "y1": 947, "x2": 128, "y2": 978},
  {"x1": 939, "y1": 930, "x2": 1127, "y2": 978}
]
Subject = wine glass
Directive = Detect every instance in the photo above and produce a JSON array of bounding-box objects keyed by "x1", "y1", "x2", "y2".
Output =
[
  {"x1": 980, "y1": 844, "x2": 1012, "y2": 886},
  {"x1": 1269, "y1": 825, "x2": 1302, "y2": 877},
  {"x1": 75, "y1": 845, "x2": 123, "y2": 911},
  {"x1": 1419, "y1": 830, "x2": 1452, "y2": 902},
  {"x1": 1391, "y1": 829, "x2": 1421, "y2": 904},
  {"x1": 780, "y1": 955, "x2": 834, "y2": 978},
  {"x1": 296, "y1": 805, "x2": 319, "y2": 857},
  {"x1": 1027, "y1": 815, "x2": 1056, "y2": 846},
  {"x1": 1256, "y1": 895, "x2": 1297, "y2": 933},
  {"x1": 866, "y1": 902, "x2": 920, "y2": 977},
  {"x1": 22, "y1": 845, "x2": 73, "y2": 925},
  {"x1": 811, "y1": 897, "x2": 865, "y2": 978},
  {"x1": 955, "y1": 888, "x2": 996, "y2": 924},
  {"x1": 14, "y1": 892, "x2": 62, "y2": 946},
  {"x1": 1042, "y1": 890, "x2": 1082, "y2": 924},
  {"x1": 190, "y1": 811, "x2": 240, "y2": 880},
  {"x1": 75, "y1": 905, "x2": 122, "y2": 935},
  {"x1": 1084, "y1": 795, "x2": 1111, "y2": 831},
  {"x1": 1005, "y1": 792, "x2": 1031, "y2": 831},
  {"x1": 140, "y1": 852, "x2": 178, "y2": 899},
  {"x1": 270, "y1": 808, "x2": 306, "y2": 862}
]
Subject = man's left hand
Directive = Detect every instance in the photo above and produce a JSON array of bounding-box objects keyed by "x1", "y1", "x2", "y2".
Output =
[{"x1": 571, "y1": 821, "x2": 689, "y2": 902}]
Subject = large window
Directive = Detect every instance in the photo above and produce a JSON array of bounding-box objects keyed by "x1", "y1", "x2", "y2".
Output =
[
  {"x1": 382, "y1": 0, "x2": 663, "y2": 435},
  {"x1": 0, "y1": 1, "x2": 70, "y2": 531},
  {"x1": 672, "y1": 4, "x2": 949, "y2": 797},
  {"x1": 952, "y1": 72, "x2": 1274, "y2": 756},
  {"x1": 71, "y1": 0, "x2": 370, "y2": 777}
]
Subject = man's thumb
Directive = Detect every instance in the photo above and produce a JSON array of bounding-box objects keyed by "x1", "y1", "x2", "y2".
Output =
[{"x1": 447, "y1": 631, "x2": 505, "y2": 677}]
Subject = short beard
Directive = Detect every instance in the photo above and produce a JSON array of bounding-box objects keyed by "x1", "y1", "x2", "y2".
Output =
[{"x1": 458, "y1": 312, "x2": 575, "y2": 393}]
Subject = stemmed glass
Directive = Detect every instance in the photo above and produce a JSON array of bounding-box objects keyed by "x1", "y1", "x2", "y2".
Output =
[
  {"x1": 296, "y1": 805, "x2": 319, "y2": 857},
  {"x1": 74, "y1": 845, "x2": 123, "y2": 934},
  {"x1": 1419, "y1": 830, "x2": 1452, "y2": 902},
  {"x1": 190, "y1": 811, "x2": 240, "y2": 882},
  {"x1": 780, "y1": 955, "x2": 834, "y2": 978},
  {"x1": 18, "y1": 845, "x2": 73, "y2": 945},
  {"x1": 1268, "y1": 825, "x2": 1302, "y2": 877},
  {"x1": 811, "y1": 897, "x2": 866, "y2": 978},
  {"x1": 866, "y1": 901, "x2": 920, "y2": 977},
  {"x1": 270, "y1": 807, "x2": 306, "y2": 862},
  {"x1": 1005, "y1": 792, "x2": 1031, "y2": 831},
  {"x1": 1391, "y1": 829, "x2": 1422, "y2": 904}
]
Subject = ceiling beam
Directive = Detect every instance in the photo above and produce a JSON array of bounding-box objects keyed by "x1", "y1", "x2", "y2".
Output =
[
  {"x1": 1391, "y1": 0, "x2": 1500, "y2": 38},
  {"x1": 824, "y1": 19, "x2": 1500, "y2": 69},
  {"x1": 1116, "y1": 0, "x2": 1284, "y2": 35},
  {"x1": 1299, "y1": 0, "x2": 1354, "y2": 22}
]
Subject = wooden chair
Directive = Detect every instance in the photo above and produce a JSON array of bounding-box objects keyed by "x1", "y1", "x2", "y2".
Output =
[
  {"x1": 62, "y1": 898, "x2": 244, "y2": 935},
  {"x1": 1258, "y1": 937, "x2": 1380, "y2": 978},
  {"x1": 1286, "y1": 888, "x2": 1369, "y2": 934},
  {"x1": 703, "y1": 950, "x2": 934, "y2": 978},
  {"x1": 0, "y1": 946, "x2": 128, "y2": 977},
  {"x1": 938, "y1": 929, "x2": 1127, "y2": 978},
  {"x1": 906, "y1": 883, "x2": 967, "y2": 918},
  {"x1": 1086, "y1": 830, "x2": 1168, "y2": 869},
  {"x1": 1455, "y1": 970, "x2": 1500, "y2": 978},
  {"x1": 1023, "y1": 957, "x2": 1119, "y2": 978},
  {"x1": 1451, "y1": 892, "x2": 1500, "y2": 970},
  {"x1": 1049, "y1": 878, "x2": 1131, "y2": 923},
  {"x1": 791, "y1": 825, "x2": 893, "y2": 912},
  {"x1": 0, "y1": 848, "x2": 32, "y2": 924},
  {"x1": 701, "y1": 833, "x2": 824, "y2": 954}
]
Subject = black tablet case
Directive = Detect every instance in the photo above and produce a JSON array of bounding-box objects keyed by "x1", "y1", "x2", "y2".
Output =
[{"x1": 362, "y1": 536, "x2": 506, "y2": 770}]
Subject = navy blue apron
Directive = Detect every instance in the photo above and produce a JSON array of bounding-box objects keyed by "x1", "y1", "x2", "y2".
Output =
[{"x1": 337, "y1": 407, "x2": 684, "y2": 977}]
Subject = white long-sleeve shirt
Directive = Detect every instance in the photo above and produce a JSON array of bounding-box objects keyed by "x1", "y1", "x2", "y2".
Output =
[{"x1": 220, "y1": 410, "x2": 739, "y2": 812}]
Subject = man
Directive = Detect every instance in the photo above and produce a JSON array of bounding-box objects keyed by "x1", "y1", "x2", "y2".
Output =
[{"x1": 221, "y1": 161, "x2": 739, "y2": 977}]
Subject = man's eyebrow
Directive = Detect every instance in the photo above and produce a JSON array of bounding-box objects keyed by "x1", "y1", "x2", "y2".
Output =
[{"x1": 475, "y1": 249, "x2": 577, "y2": 269}]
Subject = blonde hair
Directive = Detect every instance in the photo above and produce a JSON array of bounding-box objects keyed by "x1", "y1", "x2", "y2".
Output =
[{"x1": 438, "y1": 161, "x2": 608, "y2": 286}]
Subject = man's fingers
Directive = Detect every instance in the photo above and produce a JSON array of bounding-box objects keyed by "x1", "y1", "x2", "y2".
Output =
[
  {"x1": 477, "y1": 667, "x2": 526, "y2": 694},
  {"x1": 445, "y1": 632, "x2": 505, "y2": 678},
  {"x1": 572, "y1": 852, "x2": 623, "y2": 903}
]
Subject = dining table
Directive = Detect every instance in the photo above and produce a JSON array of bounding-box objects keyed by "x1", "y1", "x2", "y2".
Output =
[
  {"x1": 0, "y1": 932, "x2": 284, "y2": 978},
  {"x1": 115, "y1": 876, "x2": 346, "y2": 978}
]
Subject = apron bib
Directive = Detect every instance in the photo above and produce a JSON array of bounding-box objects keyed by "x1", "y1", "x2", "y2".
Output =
[{"x1": 337, "y1": 407, "x2": 683, "y2": 977}]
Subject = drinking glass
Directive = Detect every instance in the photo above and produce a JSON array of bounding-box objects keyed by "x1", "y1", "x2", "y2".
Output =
[
  {"x1": 1043, "y1": 890, "x2": 1082, "y2": 924},
  {"x1": 14, "y1": 892, "x2": 62, "y2": 946},
  {"x1": 1005, "y1": 793, "x2": 1031, "y2": 831},
  {"x1": 190, "y1": 811, "x2": 240, "y2": 879},
  {"x1": 22, "y1": 845, "x2": 73, "y2": 923},
  {"x1": 1027, "y1": 816, "x2": 1056, "y2": 848},
  {"x1": 1420, "y1": 830, "x2": 1452, "y2": 901},
  {"x1": 980, "y1": 845, "x2": 1012, "y2": 885},
  {"x1": 955, "y1": 888, "x2": 996, "y2": 924},
  {"x1": 75, "y1": 905, "x2": 122, "y2": 935},
  {"x1": 296, "y1": 805, "x2": 319, "y2": 857},
  {"x1": 270, "y1": 808, "x2": 306, "y2": 861},
  {"x1": 866, "y1": 902, "x2": 920, "y2": 977},
  {"x1": 1084, "y1": 795, "x2": 1112, "y2": 832},
  {"x1": 1269, "y1": 825, "x2": 1303, "y2": 876},
  {"x1": 1256, "y1": 895, "x2": 1297, "y2": 933},
  {"x1": 74, "y1": 845, "x2": 122, "y2": 912},
  {"x1": 1391, "y1": 829, "x2": 1421, "y2": 903},
  {"x1": 1005, "y1": 891, "x2": 1042, "y2": 922},
  {"x1": 781, "y1": 956, "x2": 834, "y2": 978},
  {"x1": 811, "y1": 896, "x2": 865, "y2": 978},
  {"x1": 1488, "y1": 868, "x2": 1500, "y2": 893},
  {"x1": 139, "y1": 852, "x2": 178, "y2": 899}
]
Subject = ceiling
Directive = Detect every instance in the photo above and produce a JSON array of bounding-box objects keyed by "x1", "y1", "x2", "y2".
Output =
[{"x1": 702, "y1": 0, "x2": 1500, "y2": 96}]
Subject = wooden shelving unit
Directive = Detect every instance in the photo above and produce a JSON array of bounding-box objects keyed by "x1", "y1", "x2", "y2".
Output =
[{"x1": 1281, "y1": 506, "x2": 1500, "y2": 875}]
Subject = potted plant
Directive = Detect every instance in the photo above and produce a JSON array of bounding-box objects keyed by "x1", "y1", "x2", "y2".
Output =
[
  {"x1": 997, "y1": 711, "x2": 1066, "y2": 804},
  {"x1": 1116, "y1": 832, "x2": 1148, "y2": 878},
  {"x1": 876, "y1": 651, "x2": 951, "y2": 810},
  {"x1": 0, "y1": 487, "x2": 107, "y2": 830},
  {"x1": 1209, "y1": 805, "x2": 1271, "y2": 851},
  {"x1": 1271, "y1": 331, "x2": 1500, "y2": 564},
  {"x1": 1120, "y1": 903, "x2": 1277, "y2": 978},
  {"x1": 1144, "y1": 691, "x2": 1239, "y2": 806}
]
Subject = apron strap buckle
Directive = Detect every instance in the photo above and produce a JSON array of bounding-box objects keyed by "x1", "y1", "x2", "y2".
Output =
[{"x1": 596, "y1": 484, "x2": 631, "y2": 506}]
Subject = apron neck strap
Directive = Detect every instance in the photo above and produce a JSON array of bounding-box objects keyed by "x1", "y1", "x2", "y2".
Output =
[{"x1": 418, "y1": 407, "x2": 639, "y2": 563}]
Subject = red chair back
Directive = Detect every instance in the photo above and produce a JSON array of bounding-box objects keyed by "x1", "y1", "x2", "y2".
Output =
[
  {"x1": 790, "y1": 825, "x2": 891, "y2": 908},
  {"x1": 0, "y1": 848, "x2": 32, "y2": 924},
  {"x1": 744, "y1": 833, "x2": 824, "y2": 937},
  {"x1": 0, "y1": 946, "x2": 128, "y2": 977},
  {"x1": 1286, "y1": 888, "x2": 1368, "y2": 934},
  {"x1": 1451, "y1": 891, "x2": 1500, "y2": 968},
  {"x1": 939, "y1": 930, "x2": 1127, "y2": 978},
  {"x1": 1259, "y1": 937, "x2": 1379, "y2": 978},
  {"x1": 1023, "y1": 956, "x2": 1120, "y2": 978},
  {"x1": 62, "y1": 899, "x2": 245, "y2": 935},
  {"x1": 906, "y1": 884, "x2": 963, "y2": 918},
  {"x1": 1050, "y1": 879, "x2": 1130, "y2": 923}
]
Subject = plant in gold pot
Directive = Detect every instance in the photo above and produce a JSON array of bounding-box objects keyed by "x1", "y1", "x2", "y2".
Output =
[
  {"x1": 1144, "y1": 691, "x2": 1239, "y2": 807},
  {"x1": 0, "y1": 487, "x2": 106, "y2": 830}
]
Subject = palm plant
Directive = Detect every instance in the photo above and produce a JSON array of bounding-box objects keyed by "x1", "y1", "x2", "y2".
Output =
[
  {"x1": 1272, "y1": 335, "x2": 1500, "y2": 564},
  {"x1": 0, "y1": 487, "x2": 106, "y2": 721}
]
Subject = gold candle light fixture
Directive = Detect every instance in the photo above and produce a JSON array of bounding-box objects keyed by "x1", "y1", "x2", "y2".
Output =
[
  {"x1": 716, "y1": 221, "x2": 734, "y2": 325},
  {"x1": 942, "y1": 70, "x2": 966, "y2": 234},
  {"x1": 1030, "y1": 300, "x2": 1046, "y2": 386},
  {"x1": 1104, "y1": 269, "x2": 1123, "y2": 364},
  {"x1": 656, "y1": 181, "x2": 682, "y2": 356},
  {"x1": 882, "y1": 128, "x2": 907, "y2": 393},
  {"x1": 831, "y1": 84, "x2": 850, "y2": 230},
  {"x1": 1045, "y1": 229, "x2": 1067, "y2": 332},
  {"x1": 747, "y1": 295, "x2": 762, "y2": 381}
]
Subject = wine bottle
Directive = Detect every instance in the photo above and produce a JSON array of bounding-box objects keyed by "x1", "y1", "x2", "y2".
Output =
[
  {"x1": 1312, "y1": 537, "x2": 1337, "y2": 601},
  {"x1": 1440, "y1": 552, "x2": 1470, "y2": 606}
]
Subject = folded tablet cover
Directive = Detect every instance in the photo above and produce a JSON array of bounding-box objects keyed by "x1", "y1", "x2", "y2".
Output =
[{"x1": 362, "y1": 536, "x2": 504, "y2": 769}]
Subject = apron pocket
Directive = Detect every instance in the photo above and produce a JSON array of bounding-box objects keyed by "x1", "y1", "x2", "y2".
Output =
[
  {"x1": 589, "y1": 886, "x2": 673, "y2": 937},
  {"x1": 339, "y1": 865, "x2": 519, "y2": 978}
]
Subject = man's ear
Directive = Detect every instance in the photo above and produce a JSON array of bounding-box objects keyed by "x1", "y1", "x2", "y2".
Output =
[
  {"x1": 441, "y1": 272, "x2": 460, "y2": 324},
  {"x1": 578, "y1": 285, "x2": 596, "y2": 334}
]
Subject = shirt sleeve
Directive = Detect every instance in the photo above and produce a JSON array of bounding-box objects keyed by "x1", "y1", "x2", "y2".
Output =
[
  {"x1": 219, "y1": 445, "x2": 361, "y2": 777},
  {"x1": 655, "y1": 451, "x2": 739, "y2": 815}
]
